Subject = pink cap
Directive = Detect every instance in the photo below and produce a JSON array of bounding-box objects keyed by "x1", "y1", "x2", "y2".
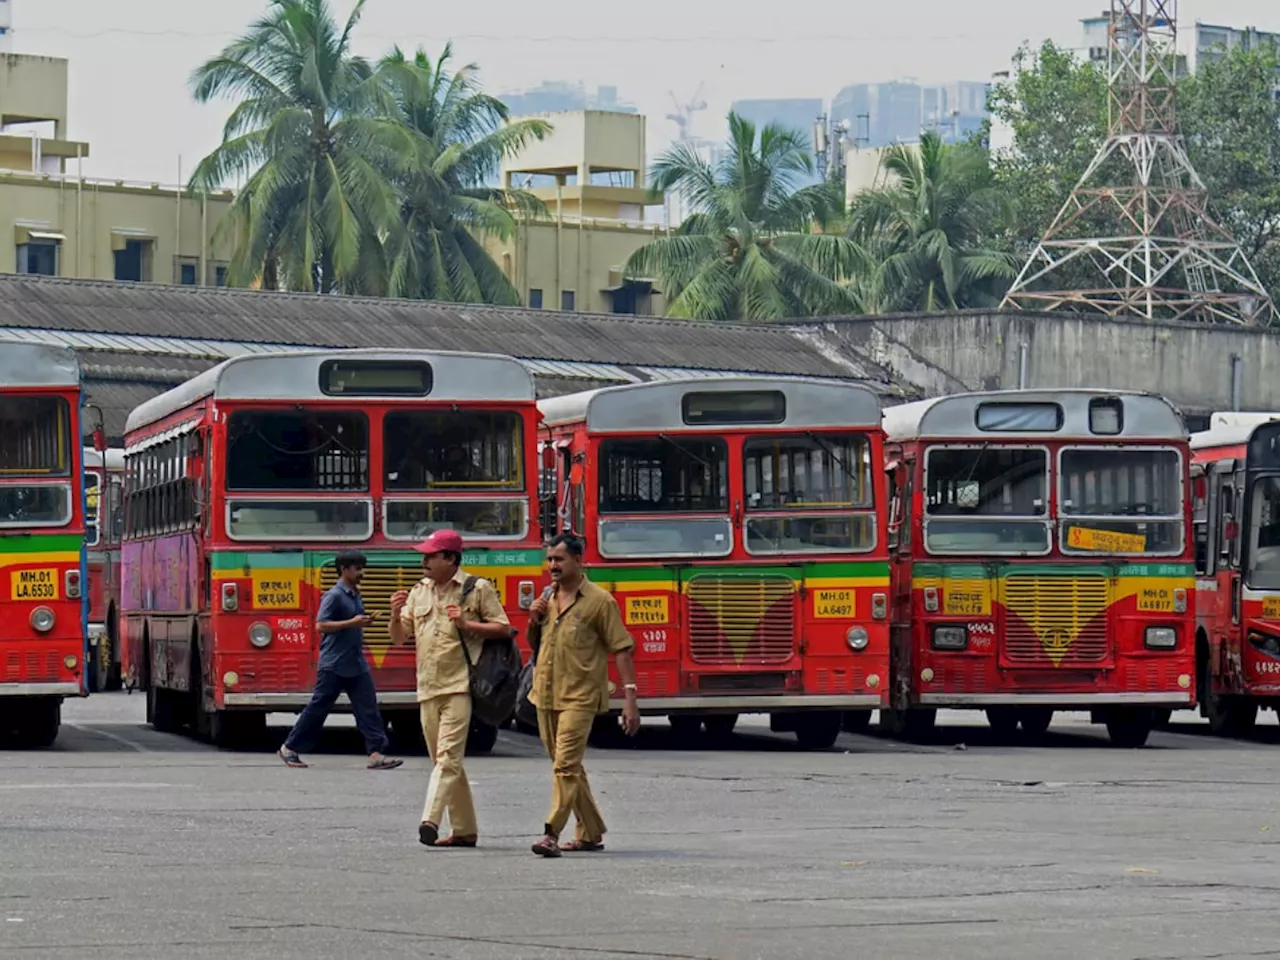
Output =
[{"x1": 414, "y1": 529, "x2": 464, "y2": 555}]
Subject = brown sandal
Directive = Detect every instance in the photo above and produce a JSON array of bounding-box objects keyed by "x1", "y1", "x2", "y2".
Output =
[
  {"x1": 432, "y1": 834, "x2": 477, "y2": 848},
  {"x1": 561, "y1": 839, "x2": 605, "y2": 852}
]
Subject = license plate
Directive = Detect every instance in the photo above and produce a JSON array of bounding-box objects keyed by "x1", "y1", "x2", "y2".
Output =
[{"x1": 11, "y1": 568, "x2": 60, "y2": 601}]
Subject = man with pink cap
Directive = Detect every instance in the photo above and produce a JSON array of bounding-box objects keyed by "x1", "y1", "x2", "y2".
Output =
[{"x1": 389, "y1": 529, "x2": 511, "y2": 848}]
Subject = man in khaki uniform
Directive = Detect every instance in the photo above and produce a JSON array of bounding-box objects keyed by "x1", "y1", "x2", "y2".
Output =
[
  {"x1": 389, "y1": 529, "x2": 511, "y2": 848},
  {"x1": 529, "y1": 533, "x2": 640, "y2": 858}
]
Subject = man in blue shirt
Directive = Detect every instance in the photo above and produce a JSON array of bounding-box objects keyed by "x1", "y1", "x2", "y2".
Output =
[{"x1": 278, "y1": 551, "x2": 403, "y2": 770}]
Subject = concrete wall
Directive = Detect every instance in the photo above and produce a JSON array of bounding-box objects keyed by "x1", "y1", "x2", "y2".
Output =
[
  {"x1": 1, "y1": 172, "x2": 235, "y2": 283},
  {"x1": 0, "y1": 54, "x2": 68, "y2": 136},
  {"x1": 800, "y1": 309, "x2": 1280, "y2": 418}
]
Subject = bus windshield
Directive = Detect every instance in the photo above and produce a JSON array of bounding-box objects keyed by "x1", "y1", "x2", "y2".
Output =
[
  {"x1": 1247, "y1": 476, "x2": 1280, "y2": 589},
  {"x1": 597, "y1": 436, "x2": 730, "y2": 558},
  {"x1": 0, "y1": 396, "x2": 71, "y2": 477},
  {"x1": 85, "y1": 470, "x2": 102, "y2": 546},
  {"x1": 924, "y1": 446, "x2": 1050, "y2": 554},
  {"x1": 0, "y1": 483, "x2": 73, "y2": 528},
  {"x1": 226, "y1": 410, "x2": 369, "y2": 491},
  {"x1": 383, "y1": 411, "x2": 523, "y2": 491},
  {"x1": 1059, "y1": 448, "x2": 1183, "y2": 556},
  {"x1": 744, "y1": 433, "x2": 876, "y2": 554}
]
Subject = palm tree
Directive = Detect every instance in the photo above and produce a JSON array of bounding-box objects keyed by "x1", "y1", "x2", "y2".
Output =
[
  {"x1": 845, "y1": 130, "x2": 1016, "y2": 313},
  {"x1": 188, "y1": 0, "x2": 412, "y2": 293},
  {"x1": 624, "y1": 112, "x2": 860, "y2": 322},
  {"x1": 376, "y1": 46, "x2": 550, "y2": 304}
]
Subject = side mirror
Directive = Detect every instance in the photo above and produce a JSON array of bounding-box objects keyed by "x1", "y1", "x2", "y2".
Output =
[
  {"x1": 1224, "y1": 519, "x2": 1239, "y2": 542},
  {"x1": 541, "y1": 444, "x2": 556, "y2": 471}
]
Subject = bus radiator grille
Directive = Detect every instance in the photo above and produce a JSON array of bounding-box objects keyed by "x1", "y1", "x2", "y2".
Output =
[
  {"x1": 1002, "y1": 574, "x2": 1109, "y2": 665},
  {"x1": 318, "y1": 562, "x2": 420, "y2": 648},
  {"x1": 686, "y1": 573, "x2": 797, "y2": 666}
]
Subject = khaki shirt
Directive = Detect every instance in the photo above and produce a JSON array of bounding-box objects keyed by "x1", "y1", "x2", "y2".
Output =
[
  {"x1": 530, "y1": 578, "x2": 634, "y2": 715},
  {"x1": 401, "y1": 569, "x2": 509, "y2": 702}
]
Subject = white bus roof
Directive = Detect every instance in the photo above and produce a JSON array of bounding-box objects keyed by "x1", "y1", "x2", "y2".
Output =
[
  {"x1": 125, "y1": 348, "x2": 535, "y2": 434},
  {"x1": 537, "y1": 377, "x2": 883, "y2": 433},
  {"x1": 883, "y1": 389, "x2": 1186, "y2": 442},
  {"x1": 0, "y1": 341, "x2": 80, "y2": 389},
  {"x1": 1189, "y1": 411, "x2": 1280, "y2": 451},
  {"x1": 83, "y1": 447, "x2": 125, "y2": 470}
]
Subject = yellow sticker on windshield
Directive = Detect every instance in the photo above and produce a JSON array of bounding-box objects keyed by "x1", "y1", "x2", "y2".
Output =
[{"x1": 1067, "y1": 526, "x2": 1146, "y2": 553}]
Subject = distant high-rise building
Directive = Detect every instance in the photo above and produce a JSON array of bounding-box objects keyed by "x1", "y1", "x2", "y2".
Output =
[
  {"x1": 500, "y1": 80, "x2": 638, "y2": 117},
  {"x1": 830, "y1": 80, "x2": 988, "y2": 149},
  {"x1": 728, "y1": 98, "x2": 825, "y2": 183},
  {"x1": 0, "y1": 0, "x2": 12, "y2": 53}
]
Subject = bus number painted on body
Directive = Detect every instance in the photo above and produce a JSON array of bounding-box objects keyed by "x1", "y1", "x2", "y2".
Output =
[{"x1": 640, "y1": 628, "x2": 668, "y2": 655}]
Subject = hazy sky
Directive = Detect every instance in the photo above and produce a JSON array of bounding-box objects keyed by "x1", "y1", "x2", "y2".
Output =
[{"x1": 10, "y1": 0, "x2": 1280, "y2": 184}]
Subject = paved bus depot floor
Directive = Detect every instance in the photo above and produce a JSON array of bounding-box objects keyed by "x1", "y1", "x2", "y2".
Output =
[{"x1": 2, "y1": 695, "x2": 1279, "y2": 960}]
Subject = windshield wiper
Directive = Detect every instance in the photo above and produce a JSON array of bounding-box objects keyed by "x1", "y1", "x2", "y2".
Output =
[{"x1": 657, "y1": 433, "x2": 712, "y2": 469}]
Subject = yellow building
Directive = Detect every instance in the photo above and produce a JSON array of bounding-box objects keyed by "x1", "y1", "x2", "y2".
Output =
[
  {"x1": 0, "y1": 55, "x2": 664, "y2": 312},
  {"x1": 1, "y1": 54, "x2": 234, "y2": 286},
  {"x1": 491, "y1": 109, "x2": 667, "y2": 315}
]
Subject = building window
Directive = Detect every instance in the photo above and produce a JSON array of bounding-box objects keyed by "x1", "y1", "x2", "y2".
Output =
[
  {"x1": 114, "y1": 238, "x2": 154, "y2": 283},
  {"x1": 561, "y1": 290, "x2": 575, "y2": 312},
  {"x1": 179, "y1": 263, "x2": 197, "y2": 285},
  {"x1": 215, "y1": 265, "x2": 228, "y2": 287},
  {"x1": 528, "y1": 288, "x2": 543, "y2": 309},
  {"x1": 16, "y1": 242, "x2": 59, "y2": 277}
]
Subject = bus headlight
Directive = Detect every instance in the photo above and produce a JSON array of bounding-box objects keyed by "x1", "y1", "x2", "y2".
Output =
[
  {"x1": 931, "y1": 626, "x2": 967, "y2": 650},
  {"x1": 1144, "y1": 627, "x2": 1178, "y2": 650},
  {"x1": 846, "y1": 626, "x2": 869, "y2": 651},
  {"x1": 30, "y1": 606, "x2": 55, "y2": 633},
  {"x1": 248, "y1": 622, "x2": 273, "y2": 649}
]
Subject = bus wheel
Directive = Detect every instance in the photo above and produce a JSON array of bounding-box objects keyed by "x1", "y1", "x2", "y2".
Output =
[
  {"x1": 17, "y1": 698, "x2": 60, "y2": 748},
  {"x1": 880, "y1": 708, "x2": 936, "y2": 743},
  {"x1": 207, "y1": 710, "x2": 266, "y2": 749},
  {"x1": 1151, "y1": 708, "x2": 1172, "y2": 730},
  {"x1": 842, "y1": 710, "x2": 872, "y2": 733},
  {"x1": 1204, "y1": 690, "x2": 1258, "y2": 738},
  {"x1": 794, "y1": 712, "x2": 841, "y2": 750},
  {"x1": 668, "y1": 715, "x2": 703, "y2": 743},
  {"x1": 104, "y1": 616, "x2": 123, "y2": 692},
  {"x1": 147, "y1": 685, "x2": 179, "y2": 733},
  {"x1": 703, "y1": 714, "x2": 738, "y2": 742},
  {"x1": 1019, "y1": 708, "x2": 1054, "y2": 738},
  {"x1": 985, "y1": 708, "x2": 1020, "y2": 740},
  {"x1": 1104, "y1": 709, "x2": 1154, "y2": 748},
  {"x1": 465, "y1": 720, "x2": 499, "y2": 756},
  {"x1": 88, "y1": 638, "x2": 109, "y2": 693},
  {"x1": 388, "y1": 713, "x2": 426, "y2": 753}
]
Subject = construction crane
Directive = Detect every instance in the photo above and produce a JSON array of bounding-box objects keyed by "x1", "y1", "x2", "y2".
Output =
[{"x1": 666, "y1": 83, "x2": 708, "y2": 143}]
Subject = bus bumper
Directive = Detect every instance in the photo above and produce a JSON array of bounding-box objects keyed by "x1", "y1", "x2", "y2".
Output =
[
  {"x1": 0, "y1": 682, "x2": 81, "y2": 697},
  {"x1": 917, "y1": 692, "x2": 1194, "y2": 706},
  {"x1": 608, "y1": 694, "x2": 882, "y2": 713},
  {"x1": 221, "y1": 691, "x2": 421, "y2": 709}
]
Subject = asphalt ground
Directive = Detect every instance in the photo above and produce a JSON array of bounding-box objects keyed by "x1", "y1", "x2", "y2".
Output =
[{"x1": 2, "y1": 695, "x2": 1279, "y2": 960}]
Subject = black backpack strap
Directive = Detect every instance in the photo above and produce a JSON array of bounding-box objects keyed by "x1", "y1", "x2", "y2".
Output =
[{"x1": 457, "y1": 576, "x2": 480, "y2": 667}]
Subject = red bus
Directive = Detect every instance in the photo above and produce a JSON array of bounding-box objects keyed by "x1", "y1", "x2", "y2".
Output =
[
  {"x1": 0, "y1": 342, "x2": 89, "y2": 747},
  {"x1": 1190, "y1": 412, "x2": 1280, "y2": 735},
  {"x1": 882, "y1": 389, "x2": 1195, "y2": 747},
  {"x1": 121, "y1": 348, "x2": 544, "y2": 750},
  {"x1": 537, "y1": 377, "x2": 890, "y2": 749},
  {"x1": 84, "y1": 446, "x2": 125, "y2": 692}
]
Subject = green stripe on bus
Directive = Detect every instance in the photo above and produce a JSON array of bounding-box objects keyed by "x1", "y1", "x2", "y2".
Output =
[
  {"x1": 912, "y1": 562, "x2": 1195, "y2": 578},
  {"x1": 597, "y1": 560, "x2": 890, "y2": 583},
  {"x1": 0, "y1": 534, "x2": 83, "y2": 554}
]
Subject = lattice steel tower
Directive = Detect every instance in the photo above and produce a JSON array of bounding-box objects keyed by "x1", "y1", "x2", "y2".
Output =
[{"x1": 1001, "y1": 0, "x2": 1277, "y2": 325}]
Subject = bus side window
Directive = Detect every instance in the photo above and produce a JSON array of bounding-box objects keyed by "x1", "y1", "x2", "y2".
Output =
[
  {"x1": 1218, "y1": 480, "x2": 1236, "y2": 569},
  {"x1": 109, "y1": 477, "x2": 124, "y2": 544},
  {"x1": 1192, "y1": 471, "x2": 1208, "y2": 574},
  {"x1": 899, "y1": 465, "x2": 914, "y2": 551},
  {"x1": 886, "y1": 466, "x2": 900, "y2": 551}
]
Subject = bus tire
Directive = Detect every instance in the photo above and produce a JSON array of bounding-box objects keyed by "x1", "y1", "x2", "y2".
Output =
[
  {"x1": 703, "y1": 714, "x2": 738, "y2": 741},
  {"x1": 465, "y1": 720, "x2": 499, "y2": 756},
  {"x1": 1105, "y1": 709, "x2": 1154, "y2": 748},
  {"x1": 1019, "y1": 708, "x2": 1054, "y2": 738},
  {"x1": 985, "y1": 707, "x2": 1020, "y2": 740},
  {"x1": 388, "y1": 713, "x2": 426, "y2": 753},
  {"x1": 104, "y1": 610, "x2": 123, "y2": 692},
  {"x1": 668, "y1": 715, "x2": 703, "y2": 743},
  {"x1": 207, "y1": 710, "x2": 266, "y2": 749},
  {"x1": 147, "y1": 685, "x2": 179, "y2": 733},
  {"x1": 1205, "y1": 692, "x2": 1257, "y2": 738},
  {"x1": 17, "y1": 698, "x2": 60, "y2": 748},
  {"x1": 841, "y1": 710, "x2": 872, "y2": 733},
  {"x1": 880, "y1": 707, "x2": 936, "y2": 742},
  {"x1": 794, "y1": 712, "x2": 841, "y2": 750}
]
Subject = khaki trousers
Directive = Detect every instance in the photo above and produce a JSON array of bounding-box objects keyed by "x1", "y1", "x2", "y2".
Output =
[
  {"x1": 537, "y1": 707, "x2": 606, "y2": 842},
  {"x1": 419, "y1": 693, "x2": 477, "y2": 836}
]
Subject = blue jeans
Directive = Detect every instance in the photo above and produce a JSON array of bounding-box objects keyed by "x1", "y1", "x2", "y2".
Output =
[{"x1": 284, "y1": 668, "x2": 389, "y2": 755}]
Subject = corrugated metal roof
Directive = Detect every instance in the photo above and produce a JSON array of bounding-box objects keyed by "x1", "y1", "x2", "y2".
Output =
[{"x1": 0, "y1": 275, "x2": 874, "y2": 379}]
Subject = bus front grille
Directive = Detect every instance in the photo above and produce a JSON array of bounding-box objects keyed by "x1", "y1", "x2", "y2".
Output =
[
  {"x1": 318, "y1": 563, "x2": 421, "y2": 647},
  {"x1": 686, "y1": 573, "x2": 797, "y2": 665},
  {"x1": 1002, "y1": 574, "x2": 1109, "y2": 665}
]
